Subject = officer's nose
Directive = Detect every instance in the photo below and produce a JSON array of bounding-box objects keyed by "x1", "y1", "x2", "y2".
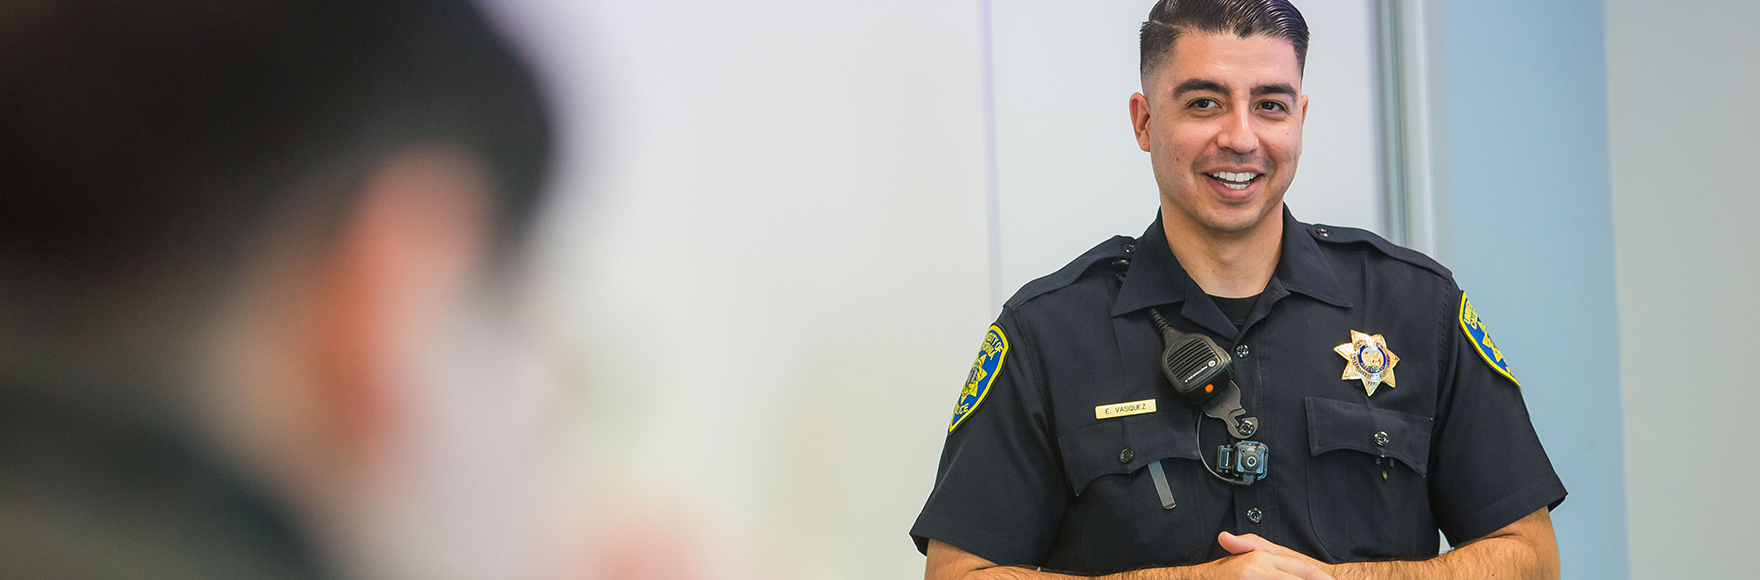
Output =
[{"x1": 1217, "y1": 107, "x2": 1259, "y2": 154}]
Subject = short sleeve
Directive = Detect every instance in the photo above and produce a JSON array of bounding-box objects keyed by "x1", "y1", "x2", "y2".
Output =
[
  {"x1": 1427, "y1": 289, "x2": 1568, "y2": 545},
  {"x1": 909, "y1": 311, "x2": 1067, "y2": 565}
]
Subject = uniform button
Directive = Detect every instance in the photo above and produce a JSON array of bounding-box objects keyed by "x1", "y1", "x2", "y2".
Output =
[
  {"x1": 1247, "y1": 508, "x2": 1263, "y2": 523},
  {"x1": 1235, "y1": 345, "x2": 1250, "y2": 358},
  {"x1": 1119, "y1": 448, "x2": 1135, "y2": 464},
  {"x1": 1373, "y1": 431, "x2": 1390, "y2": 446},
  {"x1": 1317, "y1": 227, "x2": 1330, "y2": 237},
  {"x1": 1123, "y1": 243, "x2": 1135, "y2": 253}
]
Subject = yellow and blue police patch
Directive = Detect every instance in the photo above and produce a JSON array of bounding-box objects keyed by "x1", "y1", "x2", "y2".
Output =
[
  {"x1": 950, "y1": 325, "x2": 1009, "y2": 433},
  {"x1": 1459, "y1": 294, "x2": 1521, "y2": 387}
]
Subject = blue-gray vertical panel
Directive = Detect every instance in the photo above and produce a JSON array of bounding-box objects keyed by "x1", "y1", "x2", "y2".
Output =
[{"x1": 1437, "y1": 1, "x2": 1627, "y2": 579}]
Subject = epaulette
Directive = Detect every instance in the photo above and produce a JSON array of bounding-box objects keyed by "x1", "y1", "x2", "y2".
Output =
[
  {"x1": 1003, "y1": 235, "x2": 1135, "y2": 310},
  {"x1": 1306, "y1": 223, "x2": 1452, "y2": 280}
]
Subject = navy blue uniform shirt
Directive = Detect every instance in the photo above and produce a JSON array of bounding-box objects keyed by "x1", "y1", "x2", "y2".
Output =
[{"x1": 910, "y1": 209, "x2": 1566, "y2": 575}]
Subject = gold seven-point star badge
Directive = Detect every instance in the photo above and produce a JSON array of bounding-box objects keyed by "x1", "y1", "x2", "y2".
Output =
[{"x1": 1334, "y1": 330, "x2": 1398, "y2": 397}]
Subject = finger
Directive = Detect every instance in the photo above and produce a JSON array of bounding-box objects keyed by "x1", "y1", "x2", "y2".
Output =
[
  {"x1": 1229, "y1": 554, "x2": 1333, "y2": 580},
  {"x1": 1241, "y1": 532, "x2": 1312, "y2": 559},
  {"x1": 1272, "y1": 571, "x2": 1328, "y2": 580},
  {"x1": 1218, "y1": 531, "x2": 1258, "y2": 555},
  {"x1": 1220, "y1": 531, "x2": 1282, "y2": 555},
  {"x1": 1273, "y1": 570, "x2": 1335, "y2": 580},
  {"x1": 1261, "y1": 553, "x2": 1335, "y2": 580}
]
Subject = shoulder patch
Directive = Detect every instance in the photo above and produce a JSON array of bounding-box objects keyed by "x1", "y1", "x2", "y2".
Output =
[
  {"x1": 1458, "y1": 294, "x2": 1521, "y2": 387},
  {"x1": 950, "y1": 325, "x2": 1009, "y2": 432}
]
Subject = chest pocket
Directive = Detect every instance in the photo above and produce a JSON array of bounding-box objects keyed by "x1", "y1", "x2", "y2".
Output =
[
  {"x1": 1303, "y1": 397, "x2": 1439, "y2": 561},
  {"x1": 1059, "y1": 414, "x2": 1201, "y2": 495},
  {"x1": 1051, "y1": 411, "x2": 1213, "y2": 573}
]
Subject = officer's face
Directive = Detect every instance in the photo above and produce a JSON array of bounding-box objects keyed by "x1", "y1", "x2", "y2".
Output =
[{"x1": 1131, "y1": 32, "x2": 1307, "y2": 236}]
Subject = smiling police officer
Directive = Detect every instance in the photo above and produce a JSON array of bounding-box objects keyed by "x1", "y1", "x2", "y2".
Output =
[{"x1": 910, "y1": 1, "x2": 1566, "y2": 579}]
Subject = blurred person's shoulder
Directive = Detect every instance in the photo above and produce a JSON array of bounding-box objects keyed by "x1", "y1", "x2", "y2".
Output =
[{"x1": 0, "y1": 386, "x2": 330, "y2": 580}]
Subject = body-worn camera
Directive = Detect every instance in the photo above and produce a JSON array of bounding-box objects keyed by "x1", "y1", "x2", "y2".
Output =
[{"x1": 1215, "y1": 441, "x2": 1269, "y2": 486}]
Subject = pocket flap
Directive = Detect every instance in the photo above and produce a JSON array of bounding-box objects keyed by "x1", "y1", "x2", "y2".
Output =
[
  {"x1": 1057, "y1": 411, "x2": 1200, "y2": 496},
  {"x1": 1304, "y1": 397, "x2": 1433, "y2": 477}
]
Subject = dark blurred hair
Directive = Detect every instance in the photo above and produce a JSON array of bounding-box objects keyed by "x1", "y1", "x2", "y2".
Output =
[
  {"x1": 0, "y1": 0, "x2": 552, "y2": 281},
  {"x1": 1139, "y1": 0, "x2": 1310, "y2": 78}
]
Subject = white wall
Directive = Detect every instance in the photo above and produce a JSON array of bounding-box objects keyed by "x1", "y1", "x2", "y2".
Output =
[
  {"x1": 990, "y1": 0, "x2": 1383, "y2": 303},
  {"x1": 1606, "y1": 1, "x2": 1760, "y2": 578},
  {"x1": 486, "y1": 2, "x2": 994, "y2": 578}
]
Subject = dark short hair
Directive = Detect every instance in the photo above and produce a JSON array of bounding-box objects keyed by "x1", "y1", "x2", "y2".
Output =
[
  {"x1": 1139, "y1": 0, "x2": 1310, "y2": 78},
  {"x1": 0, "y1": 0, "x2": 552, "y2": 282}
]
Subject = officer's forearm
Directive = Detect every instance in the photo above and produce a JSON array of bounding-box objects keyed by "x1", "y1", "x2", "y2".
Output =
[
  {"x1": 928, "y1": 539, "x2": 1336, "y2": 580},
  {"x1": 1328, "y1": 509, "x2": 1559, "y2": 580},
  {"x1": 926, "y1": 539, "x2": 1214, "y2": 580},
  {"x1": 1329, "y1": 537, "x2": 1551, "y2": 580},
  {"x1": 937, "y1": 564, "x2": 1210, "y2": 580}
]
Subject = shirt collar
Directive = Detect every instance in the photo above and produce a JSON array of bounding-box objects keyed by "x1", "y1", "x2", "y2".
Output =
[
  {"x1": 1110, "y1": 206, "x2": 1352, "y2": 319},
  {"x1": 1274, "y1": 206, "x2": 1352, "y2": 309}
]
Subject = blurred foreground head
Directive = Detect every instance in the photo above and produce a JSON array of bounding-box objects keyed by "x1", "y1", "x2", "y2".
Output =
[{"x1": 0, "y1": 0, "x2": 552, "y2": 578}]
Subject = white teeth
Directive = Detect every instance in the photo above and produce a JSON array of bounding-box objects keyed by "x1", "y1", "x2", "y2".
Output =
[
  {"x1": 1221, "y1": 181, "x2": 1248, "y2": 190},
  {"x1": 1209, "y1": 171, "x2": 1260, "y2": 184}
]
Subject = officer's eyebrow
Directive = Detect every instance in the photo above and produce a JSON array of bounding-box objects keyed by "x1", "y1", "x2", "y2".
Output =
[
  {"x1": 1171, "y1": 78, "x2": 1228, "y2": 98},
  {"x1": 1251, "y1": 83, "x2": 1299, "y2": 98}
]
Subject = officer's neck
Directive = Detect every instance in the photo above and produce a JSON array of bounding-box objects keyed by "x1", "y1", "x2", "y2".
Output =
[{"x1": 1159, "y1": 203, "x2": 1283, "y2": 299}]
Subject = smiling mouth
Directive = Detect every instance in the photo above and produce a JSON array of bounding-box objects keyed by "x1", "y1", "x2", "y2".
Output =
[{"x1": 1207, "y1": 171, "x2": 1261, "y2": 190}]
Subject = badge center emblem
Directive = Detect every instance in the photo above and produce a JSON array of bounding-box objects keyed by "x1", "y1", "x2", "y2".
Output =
[
  {"x1": 1334, "y1": 330, "x2": 1399, "y2": 397},
  {"x1": 1356, "y1": 344, "x2": 1386, "y2": 374}
]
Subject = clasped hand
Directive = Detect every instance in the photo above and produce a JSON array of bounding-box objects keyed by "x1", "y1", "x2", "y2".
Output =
[{"x1": 1199, "y1": 531, "x2": 1337, "y2": 580}]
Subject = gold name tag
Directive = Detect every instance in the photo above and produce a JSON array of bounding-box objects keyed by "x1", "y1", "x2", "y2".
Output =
[{"x1": 1095, "y1": 399, "x2": 1157, "y2": 419}]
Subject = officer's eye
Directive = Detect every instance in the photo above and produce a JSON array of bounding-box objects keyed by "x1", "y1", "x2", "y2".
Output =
[
  {"x1": 1258, "y1": 100, "x2": 1288, "y2": 113},
  {"x1": 1189, "y1": 98, "x2": 1220, "y2": 109}
]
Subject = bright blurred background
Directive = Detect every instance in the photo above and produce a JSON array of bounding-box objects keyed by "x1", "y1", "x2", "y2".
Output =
[
  {"x1": 483, "y1": 1, "x2": 1758, "y2": 579},
  {"x1": 5, "y1": 1, "x2": 1746, "y2": 579}
]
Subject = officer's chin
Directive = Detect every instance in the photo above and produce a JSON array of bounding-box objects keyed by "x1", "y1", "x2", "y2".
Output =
[{"x1": 1192, "y1": 200, "x2": 1275, "y2": 235}]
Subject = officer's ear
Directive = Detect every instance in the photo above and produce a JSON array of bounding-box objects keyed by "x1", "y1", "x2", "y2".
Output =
[
  {"x1": 1297, "y1": 93, "x2": 1309, "y2": 154},
  {"x1": 1130, "y1": 92, "x2": 1153, "y2": 152}
]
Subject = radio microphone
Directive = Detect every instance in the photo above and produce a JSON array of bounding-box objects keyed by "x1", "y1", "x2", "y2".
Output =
[{"x1": 1148, "y1": 309, "x2": 1257, "y2": 439}]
